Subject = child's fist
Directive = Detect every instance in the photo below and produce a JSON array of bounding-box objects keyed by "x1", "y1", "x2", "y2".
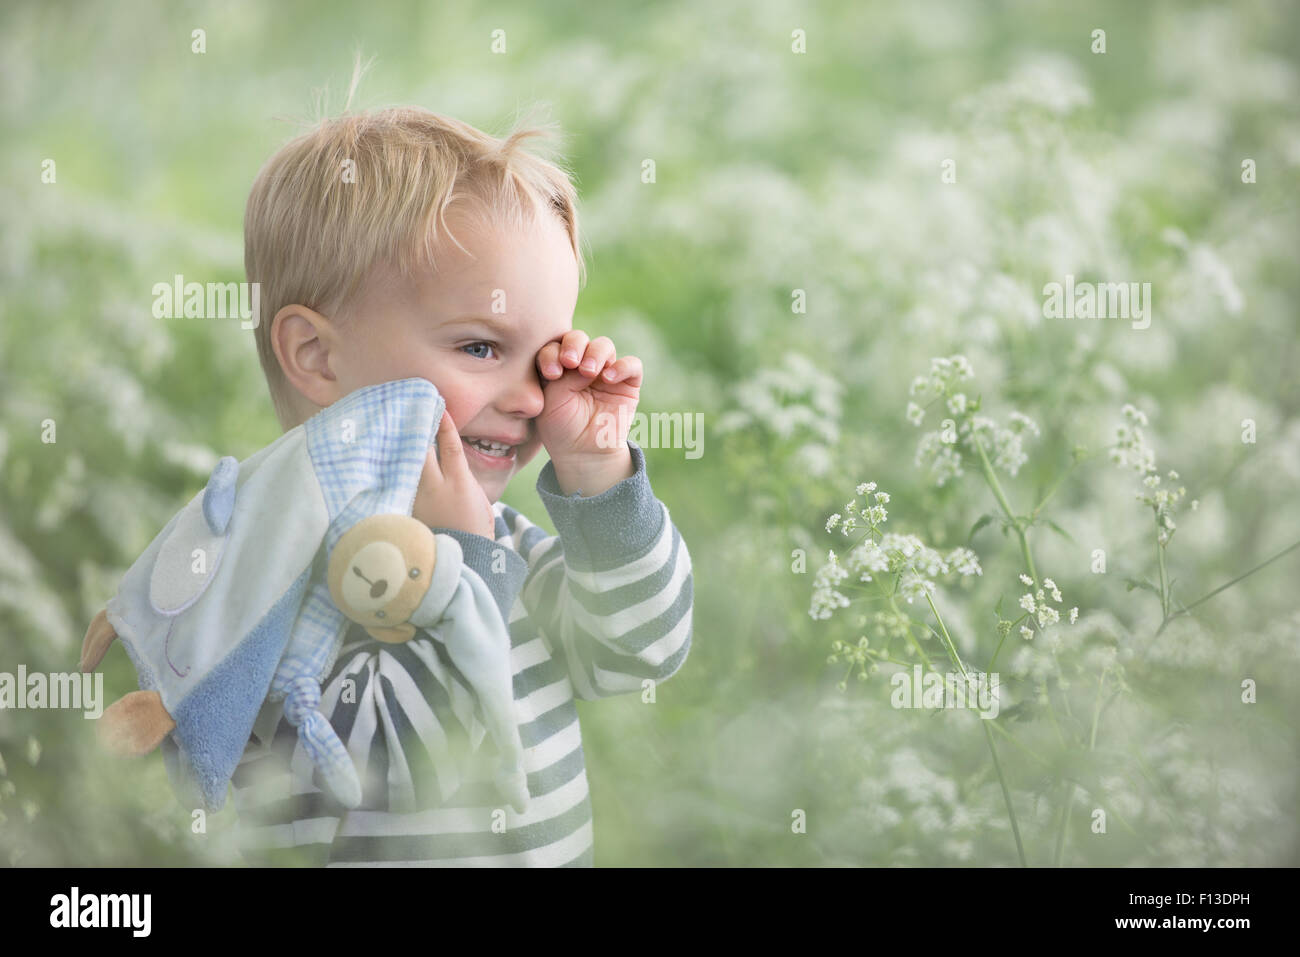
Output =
[
  {"x1": 533, "y1": 329, "x2": 641, "y2": 497},
  {"x1": 534, "y1": 330, "x2": 642, "y2": 460}
]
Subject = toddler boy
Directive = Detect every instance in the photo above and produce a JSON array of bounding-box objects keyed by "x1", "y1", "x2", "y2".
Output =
[{"x1": 228, "y1": 104, "x2": 693, "y2": 866}]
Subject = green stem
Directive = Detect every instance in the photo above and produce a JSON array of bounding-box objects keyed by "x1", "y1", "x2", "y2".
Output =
[
  {"x1": 924, "y1": 590, "x2": 1025, "y2": 867},
  {"x1": 1052, "y1": 781, "x2": 1073, "y2": 867},
  {"x1": 1088, "y1": 668, "x2": 1109, "y2": 752},
  {"x1": 1052, "y1": 667, "x2": 1110, "y2": 867},
  {"x1": 1030, "y1": 451, "x2": 1092, "y2": 519},
  {"x1": 990, "y1": 611, "x2": 1033, "y2": 673},
  {"x1": 981, "y1": 718, "x2": 1027, "y2": 867},
  {"x1": 989, "y1": 719, "x2": 1151, "y2": 851},
  {"x1": 874, "y1": 654, "x2": 921, "y2": 668},
  {"x1": 1155, "y1": 537, "x2": 1300, "y2": 636},
  {"x1": 886, "y1": 595, "x2": 937, "y2": 672},
  {"x1": 924, "y1": 593, "x2": 967, "y2": 676},
  {"x1": 973, "y1": 434, "x2": 1038, "y2": 583},
  {"x1": 1156, "y1": 529, "x2": 1170, "y2": 620},
  {"x1": 988, "y1": 627, "x2": 1010, "y2": 674},
  {"x1": 987, "y1": 718, "x2": 1048, "y2": 767},
  {"x1": 1050, "y1": 649, "x2": 1075, "y2": 722}
]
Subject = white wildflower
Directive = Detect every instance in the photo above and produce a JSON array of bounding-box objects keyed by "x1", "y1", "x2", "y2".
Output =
[
  {"x1": 845, "y1": 539, "x2": 891, "y2": 581},
  {"x1": 1020, "y1": 625, "x2": 1034, "y2": 641},
  {"x1": 1121, "y1": 403, "x2": 1148, "y2": 427},
  {"x1": 1008, "y1": 411, "x2": 1040, "y2": 436},
  {"x1": 966, "y1": 415, "x2": 998, "y2": 445},
  {"x1": 898, "y1": 571, "x2": 937, "y2": 605},
  {"x1": 1019, "y1": 573, "x2": 1034, "y2": 586},
  {"x1": 1019, "y1": 593, "x2": 1036, "y2": 613},
  {"x1": 915, "y1": 432, "x2": 964, "y2": 486},
  {"x1": 809, "y1": 551, "x2": 851, "y2": 620},
  {"x1": 1069, "y1": 607, "x2": 1079, "y2": 624},
  {"x1": 1111, "y1": 404, "x2": 1157, "y2": 474},
  {"x1": 945, "y1": 547, "x2": 983, "y2": 576},
  {"x1": 992, "y1": 427, "x2": 1029, "y2": 476},
  {"x1": 826, "y1": 513, "x2": 842, "y2": 533},
  {"x1": 912, "y1": 545, "x2": 951, "y2": 578}
]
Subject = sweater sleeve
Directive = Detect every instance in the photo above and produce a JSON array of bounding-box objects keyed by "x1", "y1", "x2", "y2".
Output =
[
  {"x1": 425, "y1": 526, "x2": 529, "y2": 623},
  {"x1": 515, "y1": 440, "x2": 694, "y2": 700}
]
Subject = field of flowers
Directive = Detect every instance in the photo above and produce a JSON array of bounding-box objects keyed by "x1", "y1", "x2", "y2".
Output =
[{"x1": 2, "y1": 0, "x2": 1297, "y2": 865}]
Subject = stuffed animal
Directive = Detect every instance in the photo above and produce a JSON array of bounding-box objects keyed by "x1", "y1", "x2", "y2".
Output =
[
  {"x1": 80, "y1": 378, "x2": 530, "y2": 815},
  {"x1": 323, "y1": 513, "x2": 529, "y2": 813}
]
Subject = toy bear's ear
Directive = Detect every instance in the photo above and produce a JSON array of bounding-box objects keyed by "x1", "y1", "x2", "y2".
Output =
[{"x1": 149, "y1": 456, "x2": 238, "y2": 615}]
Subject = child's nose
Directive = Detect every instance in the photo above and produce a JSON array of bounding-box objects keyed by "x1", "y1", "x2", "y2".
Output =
[{"x1": 509, "y1": 372, "x2": 546, "y2": 418}]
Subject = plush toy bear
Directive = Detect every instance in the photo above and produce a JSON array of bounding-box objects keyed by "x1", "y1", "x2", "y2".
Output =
[{"x1": 79, "y1": 378, "x2": 529, "y2": 815}]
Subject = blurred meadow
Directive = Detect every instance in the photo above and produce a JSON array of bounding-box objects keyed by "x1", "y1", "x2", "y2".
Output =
[{"x1": 2, "y1": 0, "x2": 1298, "y2": 866}]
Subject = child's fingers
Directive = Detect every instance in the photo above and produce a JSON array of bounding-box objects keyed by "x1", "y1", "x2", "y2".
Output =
[
  {"x1": 578, "y1": 336, "x2": 616, "y2": 377},
  {"x1": 600, "y1": 354, "x2": 643, "y2": 388},
  {"x1": 536, "y1": 341, "x2": 564, "y2": 379},
  {"x1": 556, "y1": 329, "x2": 590, "y2": 369},
  {"x1": 433, "y1": 410, "x2": 466, "y2": 477}
]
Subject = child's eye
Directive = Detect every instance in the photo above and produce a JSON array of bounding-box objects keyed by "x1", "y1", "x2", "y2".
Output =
[{"x1": 461, "y1": 341, "x2": 497, "y2": 360}]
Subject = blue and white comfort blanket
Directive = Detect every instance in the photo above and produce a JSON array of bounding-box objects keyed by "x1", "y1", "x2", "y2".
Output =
[{"x1": 103, "y1": 378, "x2": 528, "y2": 814}]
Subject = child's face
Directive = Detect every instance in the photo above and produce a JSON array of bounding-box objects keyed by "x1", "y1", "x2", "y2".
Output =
[{"x1": 327, "y1": 209, "x2": 579, "y2": 504}]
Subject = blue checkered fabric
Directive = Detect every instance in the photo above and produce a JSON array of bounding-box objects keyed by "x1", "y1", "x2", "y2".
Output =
[{"x1": 308, "y1": 378, "x2": 443, "y2": 556}]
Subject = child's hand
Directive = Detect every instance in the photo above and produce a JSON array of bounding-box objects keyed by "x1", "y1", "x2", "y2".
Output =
[
  {"x1": 535, "y1": 330, "x2": 641, "y2": 497},
  {"x1": 412, "y1": 411, "x2": 496, "y2": 539}
]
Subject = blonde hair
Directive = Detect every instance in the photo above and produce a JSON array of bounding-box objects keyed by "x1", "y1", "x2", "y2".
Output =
[{"x1": 244, "y1": 62, "x2": 586, "y2": 430}]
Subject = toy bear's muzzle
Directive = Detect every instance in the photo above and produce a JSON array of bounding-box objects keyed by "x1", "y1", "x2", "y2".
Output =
[{"x1": 327, "y1": 514, "x2": 438, "y2": 644}]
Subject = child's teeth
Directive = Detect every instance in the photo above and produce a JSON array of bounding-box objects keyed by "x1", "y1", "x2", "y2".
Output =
[{"x1": 468, "y1": 438, "x2": 512, "y2": 456}]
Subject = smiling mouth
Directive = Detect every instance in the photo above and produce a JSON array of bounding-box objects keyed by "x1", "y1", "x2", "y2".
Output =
[
  {"x1": 463, "y1": 436, "x2": 517, "y2": 456},
  {"x1": 461, "y1": 436, "x2": 521, "y2": 468}
]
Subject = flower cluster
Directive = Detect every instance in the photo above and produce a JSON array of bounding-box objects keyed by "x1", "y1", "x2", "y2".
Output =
[
  {"x1": 907, "y1": 355, "x2": 975, "y2": 412},
  {"x1": 1010, "y1": 573, "x2": 1079, "y2": 640},
  {"x1": 1110, "y1": 404, "x2": 1157, "y2": 474},
  {"x1": 825, "y1": 480, "x2": 890, "y2": 535},
  {"x1": 811, "y1": 481, "x2": 983, "y2": 620},
  {"x1": 827, "y1": 635, "x2": 875, "y2": 688},
  {"x1": 716, "y1": 352, "x2": 843, "y2": 477},
  {"x1": 1109, "y1": 404, "x2": 1192, "y2": 545},
  {"x1": 1139, "y1": 472, "x2": 1190, "y2": 546},
  {"x1": 908, "y1": 355, "x2": 1041, "y2": 486}
]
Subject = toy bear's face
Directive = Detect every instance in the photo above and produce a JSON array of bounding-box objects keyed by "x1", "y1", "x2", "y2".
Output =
[{"x1": 327, "y1": 514, "x2": 437, "y2": 643}]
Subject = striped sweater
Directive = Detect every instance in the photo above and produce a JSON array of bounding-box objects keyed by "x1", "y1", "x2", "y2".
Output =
[{"x1": 229, "y1": 440, "x2": 693, "y2": 866}]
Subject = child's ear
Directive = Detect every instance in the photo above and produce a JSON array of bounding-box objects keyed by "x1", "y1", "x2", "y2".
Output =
[{"x1": 271, "y1": 303, "x2": 345, "y2": 410}]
